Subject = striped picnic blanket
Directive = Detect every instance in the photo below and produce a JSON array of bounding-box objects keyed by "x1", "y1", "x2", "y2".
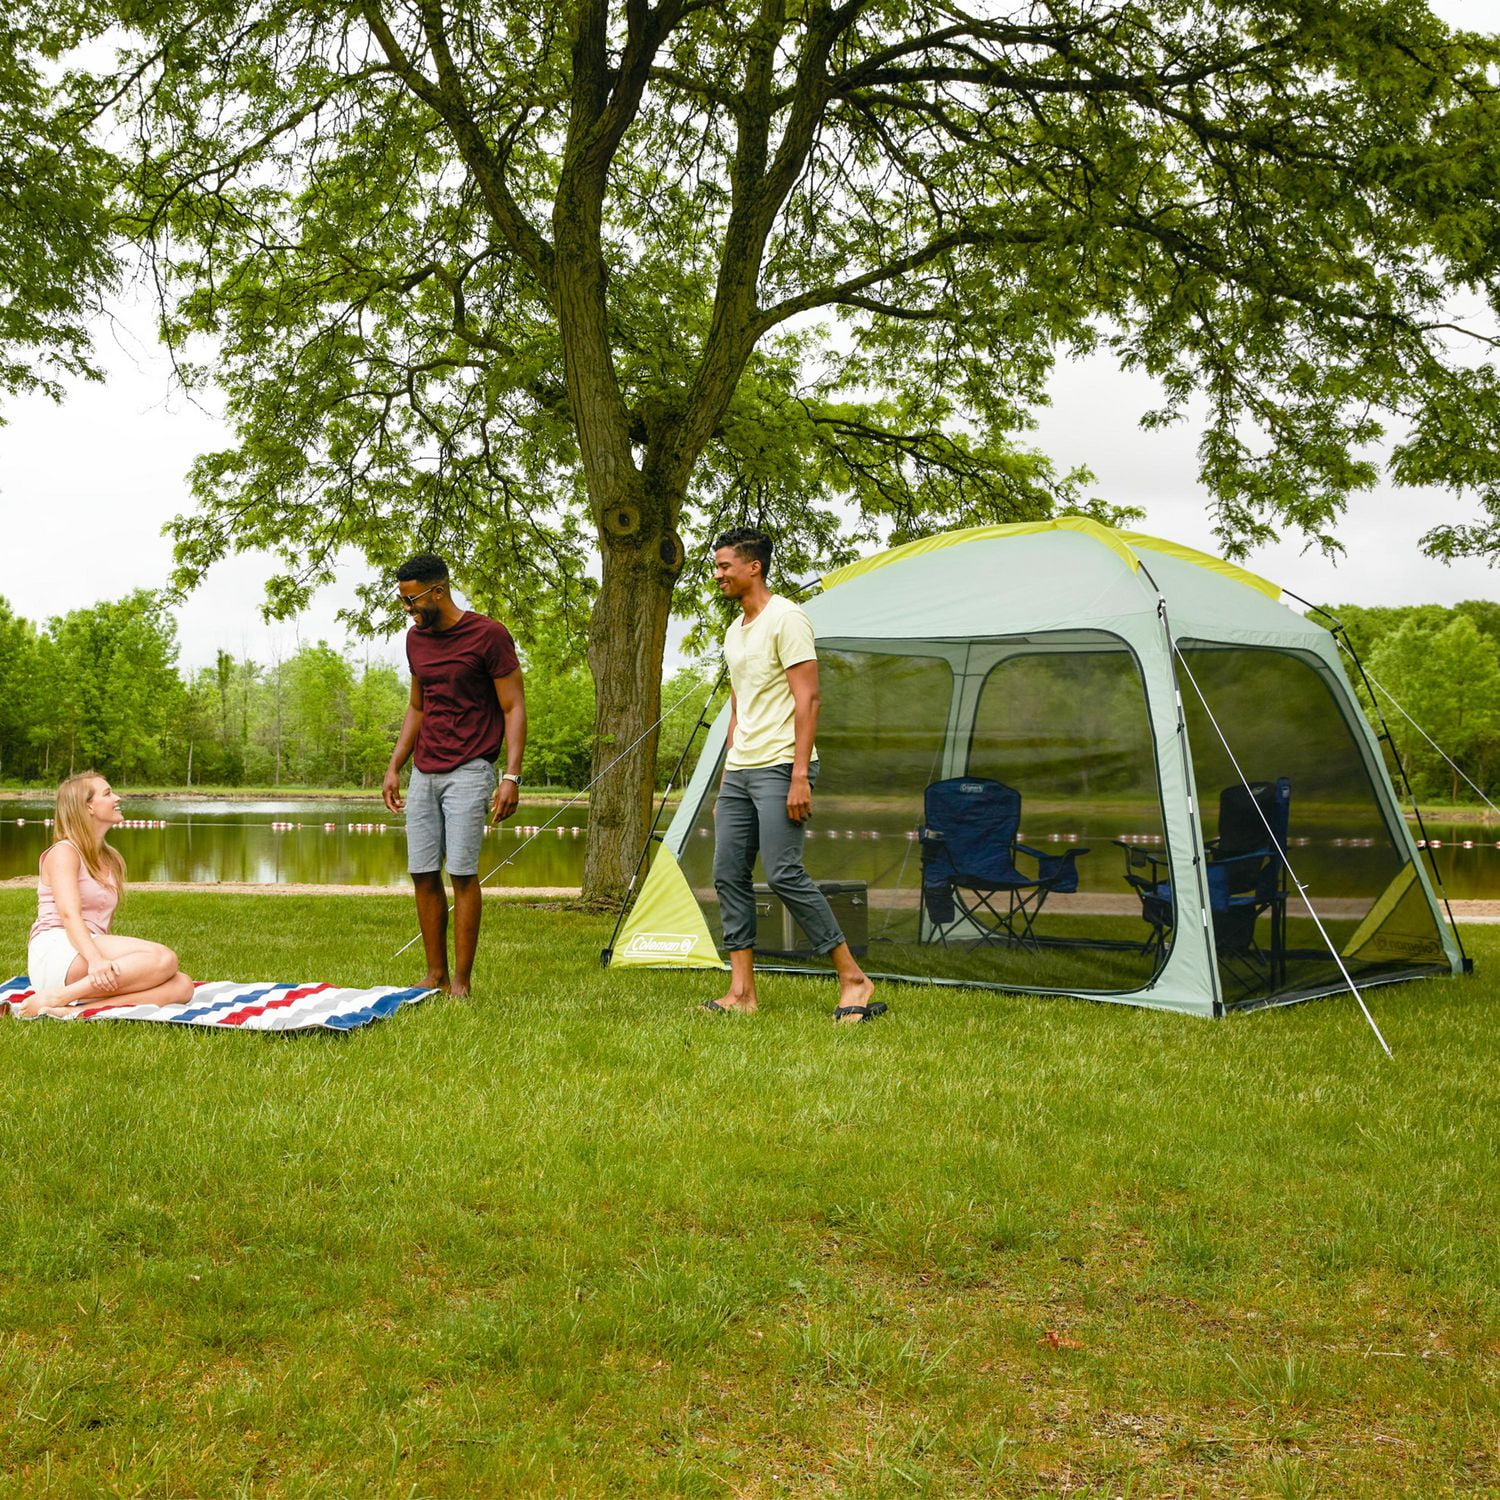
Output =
[{"x1": 0, "y1": 977, "x2": 433, "y2": 1032}]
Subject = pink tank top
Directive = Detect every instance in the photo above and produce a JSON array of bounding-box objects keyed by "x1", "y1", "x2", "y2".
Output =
[{"x1": 29, "y1": 841, "x2": 120, "y2": 944}]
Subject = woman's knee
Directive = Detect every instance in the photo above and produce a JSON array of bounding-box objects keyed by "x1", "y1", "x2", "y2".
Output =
[{"x1": 143, "y1": 943, "x2": 179, "y2": 982}]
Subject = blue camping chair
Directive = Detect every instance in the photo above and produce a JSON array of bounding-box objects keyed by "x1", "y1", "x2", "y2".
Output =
[
  {"x1": 1117, "y1": 777, "x2": 1291, "y2": 990},
  {"x1": 919, "y1": 778, "x2": 1089, "y2": 951}
]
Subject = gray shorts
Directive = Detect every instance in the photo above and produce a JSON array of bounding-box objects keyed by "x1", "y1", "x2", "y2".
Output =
[{"x1": 406, "y1": 758, "x2": 495, "y2": 876}]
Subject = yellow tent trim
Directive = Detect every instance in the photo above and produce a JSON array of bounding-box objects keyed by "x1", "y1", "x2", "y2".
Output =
[
  {"x1": 609, "y1": 846, "x2": 727, "y2": 970},
  {"x1": 821, "y1": 518, "x2": 1282, "y2": 600},
  {"x1": 1340, "y1": 864, "x2": 1418, "y2": 958},
  {"x1": 1119, "y1": 530, "x2": 1281, "y2": 600}
]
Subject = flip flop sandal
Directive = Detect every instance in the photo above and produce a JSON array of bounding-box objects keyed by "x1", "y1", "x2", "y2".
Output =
[
  {"x1": 833, "y1": 1001, "x2": 888, "y2": 1024},
  {"x1": 701, "y1": 999, "x2": 735, "y2": 1014}
]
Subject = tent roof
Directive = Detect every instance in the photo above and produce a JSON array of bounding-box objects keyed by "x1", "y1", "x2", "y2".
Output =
[
  {"x1": 811, "y1": 518, "x2": 1326, "y2": 650},
  {"x1": 821, "y1": 518, "x2": 1281, "y2": 597}
]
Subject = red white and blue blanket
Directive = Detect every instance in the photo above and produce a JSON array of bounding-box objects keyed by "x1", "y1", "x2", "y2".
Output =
[{"x1": 0, "y1": 977, "x2": 433, "y2": 1032}]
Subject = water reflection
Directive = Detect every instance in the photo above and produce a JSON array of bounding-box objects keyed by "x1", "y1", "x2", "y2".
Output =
[{"x1": 0, "y1": 798, "x2": 590, "y2": 889}]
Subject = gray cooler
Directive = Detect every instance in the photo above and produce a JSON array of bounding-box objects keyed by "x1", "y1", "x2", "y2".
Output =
[{"x1": 752, "y1": 880, "x2": 868, "y2": 958}]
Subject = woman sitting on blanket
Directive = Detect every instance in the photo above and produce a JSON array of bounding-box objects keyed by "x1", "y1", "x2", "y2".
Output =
[{"x1": 19, "y1": 772, "x2": 193, "y2": 1018}]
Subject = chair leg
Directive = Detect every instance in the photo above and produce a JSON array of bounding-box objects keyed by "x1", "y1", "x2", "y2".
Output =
[
  {"x1": 1007, "y1": 887, "x2": 1049, "y2": 953},
  {"x1": 952, "y1": 888, "x2": 1022, "y2": 949}
]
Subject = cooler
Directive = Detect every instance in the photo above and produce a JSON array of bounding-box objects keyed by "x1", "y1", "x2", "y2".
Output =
[{"x1": 752, "y1": 880, "x2": 868, "y2": 958}]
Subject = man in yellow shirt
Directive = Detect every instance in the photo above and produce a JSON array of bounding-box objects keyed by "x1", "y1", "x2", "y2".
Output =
[{"x1": 704, "y1": 528, "x2": 883, "y2": 1023}]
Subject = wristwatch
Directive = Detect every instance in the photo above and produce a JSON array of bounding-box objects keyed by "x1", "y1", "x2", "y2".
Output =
[{"x1": 500, "y1": 772, "x2": 522, "y2": 787}]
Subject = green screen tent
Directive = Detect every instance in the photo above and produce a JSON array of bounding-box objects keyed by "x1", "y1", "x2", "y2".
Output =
[{"x1": 608, "y1": 519, "x2": 1462, "y2": 1016}]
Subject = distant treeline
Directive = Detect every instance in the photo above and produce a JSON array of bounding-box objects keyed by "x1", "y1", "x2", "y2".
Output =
[
  {"x1": 1, "y1": 591, "x2": 1493, "y2": 803},
  {"x1": 0, "y1": 592, "x2": 723, "y2": 791},
  {"x1": 1328, "y1": 600, "x2": 1500, "y2": 803}
]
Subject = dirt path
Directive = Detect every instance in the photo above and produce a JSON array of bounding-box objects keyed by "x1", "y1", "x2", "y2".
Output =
[{"x1": 2, "y1": 876, "x2": 1496, "y2": 920}]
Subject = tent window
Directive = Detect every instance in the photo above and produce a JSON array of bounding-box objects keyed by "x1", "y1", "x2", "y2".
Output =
[
  {"x1": 1177, "y1": 643, "x2": 1449, "y2": 1003},
  {"x1": 676, "y1": 638, "x2": 1168, "y2": 997}
]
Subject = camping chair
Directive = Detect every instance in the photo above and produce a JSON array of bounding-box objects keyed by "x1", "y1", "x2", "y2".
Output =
[
  {"x1": 919, "y1": 777, "x2": 1088, "y2": 951},
  {"x1": 1115, "y1": 778, "x2": 1291, "y2": 991}
]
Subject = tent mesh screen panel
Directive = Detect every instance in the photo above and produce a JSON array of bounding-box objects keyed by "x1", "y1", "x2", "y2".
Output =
[
  {"x1": 1178, "y1": 644, "x2": 1449, "y2": 1006},
  {"x1": 675, "y1": 638, "x2": 1168, "y2": 994}
]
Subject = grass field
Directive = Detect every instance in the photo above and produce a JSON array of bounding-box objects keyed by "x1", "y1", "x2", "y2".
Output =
[{"x1": 1, "y1": 891, "x2": 1495, "y2": 1497}]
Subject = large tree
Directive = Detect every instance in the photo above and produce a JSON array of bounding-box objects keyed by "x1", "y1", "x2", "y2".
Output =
[{"x1": 110, "y1": 0, "x2": 1500, "y2": 896}]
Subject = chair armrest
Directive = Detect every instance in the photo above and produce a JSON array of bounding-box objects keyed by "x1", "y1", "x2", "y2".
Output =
[
  {"x1": 1116, "y1": 839, "x2": 1168, "y2": 880},
  {"x1": 1016, "y1": 843, "x2": 1090, "y2": 862},
  {"x1": 1016, "y1": 843, "x2": 1088, "y2": 894},
  {"x1": 1209, "y1": 847, "x2": 1271, "y2": 873}
]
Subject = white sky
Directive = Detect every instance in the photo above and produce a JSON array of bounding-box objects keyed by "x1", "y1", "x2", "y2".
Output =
[{"x1": 1, "y1": 0, "x2": 1496, "y2": 671}]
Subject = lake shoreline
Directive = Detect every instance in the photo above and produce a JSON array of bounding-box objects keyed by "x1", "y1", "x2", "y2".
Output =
[
  {"x1": 0, "y1": 786, "x2": 1487, "y2": 819},
  {"x1": 0, "y1": 788, "x2": 602, "y2": 806}
]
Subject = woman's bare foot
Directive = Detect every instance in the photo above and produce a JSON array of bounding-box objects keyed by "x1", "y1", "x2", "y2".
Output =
[{"x1": 16, "y1": 989, "x2": 65, "y2": 1019}]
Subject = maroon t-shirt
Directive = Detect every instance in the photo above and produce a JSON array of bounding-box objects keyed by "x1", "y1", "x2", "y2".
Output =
[{"x1": 405, "y1": 612, "x2": 520, "y2": 773}]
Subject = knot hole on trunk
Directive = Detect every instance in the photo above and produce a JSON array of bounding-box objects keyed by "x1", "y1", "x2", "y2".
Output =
[
  {"x1": 658, "y1": 530, "x2": 685, "y2": 573},
  {"x1": 603, "y1": 502, "x2": 642, "y2": 539}
]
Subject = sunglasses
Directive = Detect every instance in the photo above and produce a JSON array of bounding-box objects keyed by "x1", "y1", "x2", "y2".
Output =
[{"x1": 395, "y1": 581, "x2": 444, "y2": 612}]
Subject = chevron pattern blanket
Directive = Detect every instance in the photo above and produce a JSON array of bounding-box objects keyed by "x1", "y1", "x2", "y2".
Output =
[{"x1": 0, "y1": 977, "x2": 433, "y2": 1032}]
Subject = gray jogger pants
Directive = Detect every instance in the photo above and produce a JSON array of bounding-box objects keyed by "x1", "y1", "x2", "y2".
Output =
[{"x1": 712, "y1": 763, "x2": 844, "y2": 955}]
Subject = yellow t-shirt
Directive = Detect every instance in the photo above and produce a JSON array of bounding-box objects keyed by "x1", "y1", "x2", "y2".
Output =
[{"x1": 723, "y1": 595, "x2": 819, "y2": 770}]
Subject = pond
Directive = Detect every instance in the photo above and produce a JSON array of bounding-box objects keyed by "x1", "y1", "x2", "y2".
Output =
[
  {"x1": 0, "y1": 798, "x2": 589, "y2": 890},
  {"x1": 1, "y1": 796, "x2": 1497, "y2": 901}
]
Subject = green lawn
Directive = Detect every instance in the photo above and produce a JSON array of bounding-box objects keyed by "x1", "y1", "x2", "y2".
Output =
[{"x1": 1, "y1": 891, "x2": 1495, "y2": 1497}]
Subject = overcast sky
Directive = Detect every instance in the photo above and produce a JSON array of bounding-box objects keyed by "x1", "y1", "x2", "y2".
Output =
[{"x1": 2, "y1": 0, "x2": 1496, "y2": 672}]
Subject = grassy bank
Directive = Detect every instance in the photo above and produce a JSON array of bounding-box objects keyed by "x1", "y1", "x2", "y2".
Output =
[{"x1": 1, "y1": 891, "x2": 1495, "y2": 1496}]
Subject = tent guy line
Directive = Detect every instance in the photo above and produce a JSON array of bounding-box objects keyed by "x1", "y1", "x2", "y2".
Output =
[
  {"x1": 1172, "y1": 646, "x2": 1394, "y2": 1060},
  {"x1": 1353, "y1": 662, "x2": 1500, "y2": 820}
]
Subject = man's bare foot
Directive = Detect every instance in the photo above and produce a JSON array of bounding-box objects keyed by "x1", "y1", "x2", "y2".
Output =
[
  {"x1": 702, "y1": 992, "x2": 757, "y2": 1014},
  {"x1": 421, "y1": 971, "x2": 449, "y2": 992},
  {"x1": 834, "y1": 974, "x2": 877, "y2": 1023},
  {"x1": 448, "y1": 982, "x2": 472, "y2": 999}
]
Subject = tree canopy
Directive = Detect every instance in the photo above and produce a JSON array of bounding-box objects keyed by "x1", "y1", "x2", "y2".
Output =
[
  {"x1": 76, "y1": 0, "x2": 1500, "y2": 894},
  {"x1": 0, "y1": 5, "x2": 116, "y2": 404}
]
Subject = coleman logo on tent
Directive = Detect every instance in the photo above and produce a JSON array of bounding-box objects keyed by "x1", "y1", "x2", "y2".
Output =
[{"x1": 624, "y1": 932, "x2": 700, "y2": 957}]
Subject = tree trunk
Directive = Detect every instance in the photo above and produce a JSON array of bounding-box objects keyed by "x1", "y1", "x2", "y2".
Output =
[{"x1": 582, "y1": 529, "x2": 679, "y2": 903}]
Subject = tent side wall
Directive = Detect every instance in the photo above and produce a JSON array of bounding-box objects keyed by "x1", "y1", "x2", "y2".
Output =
[{"x1": 1305, "y1": 635, "x2": 1462, "y2": 977}]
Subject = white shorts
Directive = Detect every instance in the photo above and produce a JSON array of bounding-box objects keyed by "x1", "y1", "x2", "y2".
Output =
[{"x1": 27, "y1": 927, "x2": 82, "y2": 991}]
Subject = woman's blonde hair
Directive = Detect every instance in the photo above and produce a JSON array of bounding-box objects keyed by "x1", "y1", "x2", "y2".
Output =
[{"x1": 54, "y1": 771, "x2": 126, "y2": 891}]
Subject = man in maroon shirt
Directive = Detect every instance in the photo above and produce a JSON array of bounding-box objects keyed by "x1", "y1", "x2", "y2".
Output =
[{"x1": 383, "y1": 554, "x2": 527, "y2": 997}]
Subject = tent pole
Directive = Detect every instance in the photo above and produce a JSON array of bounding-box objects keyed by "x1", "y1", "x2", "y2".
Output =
[
  {"x1": 1172, "y1": 649, "x2": 1394, "y2": 1060},
  {"x1": 1286, "y1": 592, "x2": 1472, "y2": 971},
  {"x1": 1142, "y1": 566, "x2": 1227, "y2": 1017}
]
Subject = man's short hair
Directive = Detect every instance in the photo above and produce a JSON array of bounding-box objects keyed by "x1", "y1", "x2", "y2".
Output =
[
  {"x1": 712, "y1": 527, "x2": 773, "y2": 578},
  {"x1": 396, "y1": 553, "x2": 450, "y2": 585}
]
